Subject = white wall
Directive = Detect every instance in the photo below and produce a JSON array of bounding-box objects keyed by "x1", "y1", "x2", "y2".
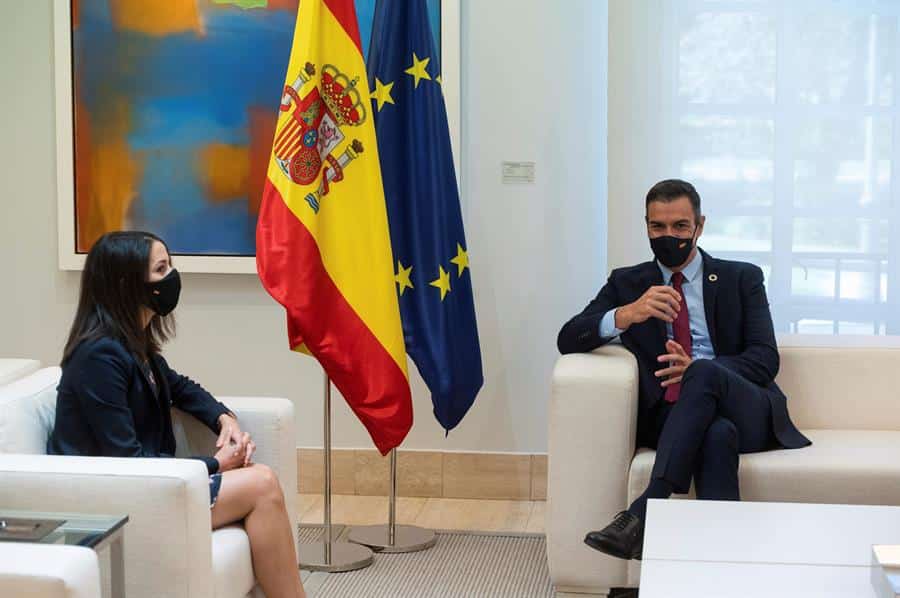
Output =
[
  {"x1": 607, "y1": 0, "x2": 667, "y2": 269},
  {"x1": 0, "y1": 0, "x2": 607, "y2": 454}
]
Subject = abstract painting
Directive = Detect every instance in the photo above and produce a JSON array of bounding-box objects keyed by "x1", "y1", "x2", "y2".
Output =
[{"x1": 68, "y1": 0, "x2": 442, "y2": 258}]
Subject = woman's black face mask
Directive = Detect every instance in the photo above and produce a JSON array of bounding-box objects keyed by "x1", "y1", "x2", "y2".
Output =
[{"x1": 146, "y1": 269, "x2": 181, "y2": 316}]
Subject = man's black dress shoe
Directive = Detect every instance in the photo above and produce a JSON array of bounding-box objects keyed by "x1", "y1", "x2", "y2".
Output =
[{"x1": 584, "y1": 511, "x2": 643, "y2": 560}]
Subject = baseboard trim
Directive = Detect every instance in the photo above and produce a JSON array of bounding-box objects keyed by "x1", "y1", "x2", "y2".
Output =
[
  {"x1": 297, "y1": 448, "x2": 547, "y2": 501},
  {"x1": 553, "y1": 586, "x2": 612, "y2": 596}
]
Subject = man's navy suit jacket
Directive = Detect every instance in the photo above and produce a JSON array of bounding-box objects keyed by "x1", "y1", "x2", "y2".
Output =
[{"x1": 557, "y1": 249, "x2": 810, "y2": 449}]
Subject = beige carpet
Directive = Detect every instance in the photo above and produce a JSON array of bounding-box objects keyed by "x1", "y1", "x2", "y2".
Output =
[{"x1": 298, "y1": 525, "x2": 553, "y2": 597}]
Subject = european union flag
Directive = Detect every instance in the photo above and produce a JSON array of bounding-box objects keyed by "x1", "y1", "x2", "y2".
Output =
[{"x1": 368, "y1": 0, "x2": 484, "y2": 432}]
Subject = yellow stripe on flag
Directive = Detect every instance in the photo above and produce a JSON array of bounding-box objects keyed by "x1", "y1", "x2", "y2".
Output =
[{"x1": 266, "y1": 0, "x2": 407, "y2": 376}]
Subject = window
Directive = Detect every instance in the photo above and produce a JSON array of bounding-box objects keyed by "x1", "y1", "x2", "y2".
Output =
[{"x1": 665, "y1": 0, "x2": 900, "y2": 334}]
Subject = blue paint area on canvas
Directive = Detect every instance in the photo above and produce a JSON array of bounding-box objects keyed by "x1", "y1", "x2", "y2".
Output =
[
  {"x1": 427, "y1": 0, "x2": 441, "y2": 58},
  {"x1": 132, "y1": 148, "x2": 256, "y2": 254},
  {"x1": 132, "y1": 148, "x2": 206, "y2": 225},
  {"x1": 356, "y1": 0, "x2": 441, "y2": 64},
  {"x1": 128, "y1": 97, "x2": 250, "y2": 149},
  {"x1": 126, "y1": 12, "x2": 293, "y2": 149},
  {"x1": 135, "y1": 12, "x2": 293, "y2": 110},
  {"x1": 356, "y1": 0, "x2": 377, "y2": 61},
  {"x1": 162, "y1": 202, "x2": 257, "y2": 255},
  {"x1": 77, "y1": 0, "x2": 113, "y2": 29},
  {"x1": 74, "y1": 13, "x2": 152, "y2": 113}
]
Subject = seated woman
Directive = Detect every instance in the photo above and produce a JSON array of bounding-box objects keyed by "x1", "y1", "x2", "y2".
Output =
[{"x1": 48, "y1": 231, "x2": 306, "y2": 598}]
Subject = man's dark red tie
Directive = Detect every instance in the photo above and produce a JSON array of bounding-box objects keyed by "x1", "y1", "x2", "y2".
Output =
[{"x1": 664, "y1": 271, "x2": 692, "y2": 403}]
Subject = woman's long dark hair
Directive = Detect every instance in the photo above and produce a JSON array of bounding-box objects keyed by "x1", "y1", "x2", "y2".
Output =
[{"x1": 62, "y1": 231, "x2": 175, "y2": 365}]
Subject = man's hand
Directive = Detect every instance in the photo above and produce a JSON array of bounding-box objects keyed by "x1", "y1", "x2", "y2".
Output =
[
  {"x1": 655, "y1": 340, "x2": 693, "y2": 387},
  {"x1": 616, "y1": 285, "x2": 682, "y2": 330}
]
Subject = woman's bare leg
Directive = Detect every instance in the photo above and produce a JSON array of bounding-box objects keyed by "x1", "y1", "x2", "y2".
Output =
[{"x1": 211, "y1": 464, "x2": 305, "y2": 598}]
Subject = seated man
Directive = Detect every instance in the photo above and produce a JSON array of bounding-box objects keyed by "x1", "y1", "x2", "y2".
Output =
[{"x1": 557, "y1": 179, "x2": 811, "y2": 560}]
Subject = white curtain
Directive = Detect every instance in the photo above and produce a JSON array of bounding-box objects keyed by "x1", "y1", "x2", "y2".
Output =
[{"x1": 658, "y1": 0, "x2": 900, "y2": 335}]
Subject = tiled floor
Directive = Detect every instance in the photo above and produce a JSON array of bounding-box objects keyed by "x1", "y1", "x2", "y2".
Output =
[{"x1": 297, "y1": 494, "x2": 546, "y2": 534}]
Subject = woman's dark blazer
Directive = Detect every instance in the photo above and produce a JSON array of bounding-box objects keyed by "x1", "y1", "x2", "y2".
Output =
[{"x1": 47, "y1": 337, "x2": 232, "y2": 474}]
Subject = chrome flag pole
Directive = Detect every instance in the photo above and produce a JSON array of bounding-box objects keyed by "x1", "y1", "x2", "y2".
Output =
[
  {"x1": 347, "y1": 448, "x2": 437, "y2": 553},
  {"x1": 297, "y1": 372, "x2": 374, "y2": 571}
]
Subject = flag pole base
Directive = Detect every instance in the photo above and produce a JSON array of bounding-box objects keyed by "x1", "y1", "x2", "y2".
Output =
[
  {"x1": 348, "y1": 524, "x2": 437, "y2": 553},
  {"x1": 298, "y1": 541, "x2": 373, "y2": 572},
  {"x1": 299, "y1": 373, "x2": 374, "y2": 572}
]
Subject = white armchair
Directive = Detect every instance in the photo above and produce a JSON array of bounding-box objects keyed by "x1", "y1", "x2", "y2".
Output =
[
  {"x1": 0, "y1": 367, "x2": 298, "y2": 598},
  {"x1": 0, "y1": 357, "x2": 40, "y2": 386},
  {"x1": 0, "y1": 543, "x2": 101, "y2": 598}
]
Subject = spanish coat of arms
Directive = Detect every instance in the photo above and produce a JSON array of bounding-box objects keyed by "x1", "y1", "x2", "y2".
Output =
[{"x1": 273, "y1": 62, "x2": 366, "y2": 213}]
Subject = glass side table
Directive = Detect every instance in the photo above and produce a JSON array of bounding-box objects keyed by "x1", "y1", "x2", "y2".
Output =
[{"x1": 0, "y1": 510, "x2": 128, "y2": 598}]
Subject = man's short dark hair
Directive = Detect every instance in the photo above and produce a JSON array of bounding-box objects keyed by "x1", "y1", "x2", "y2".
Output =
[{"x1": 645, "y1": 179, "x2": 702, "y2": 224}]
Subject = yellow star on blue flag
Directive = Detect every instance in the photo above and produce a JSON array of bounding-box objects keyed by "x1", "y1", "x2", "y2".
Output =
[
  {"x1": 450, "y1": 244, "x2": 469, "y2": 277},
  {"x1": 395, "y1": 261, "x2": 414, "y2": 295},
  {"x1": 370, "y1": 77, "x2": 395, "y2": 111},
  {"x1": 404, "y1": 52, "x2": 432, "y2": 88},
  {"x1": 430, "y1": 266, "x2": 451, "y2": 301}
]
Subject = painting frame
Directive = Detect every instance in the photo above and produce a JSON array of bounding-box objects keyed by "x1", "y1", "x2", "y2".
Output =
[{"x1": 53, "y1": 0, "x2": 462, "y2": 274}]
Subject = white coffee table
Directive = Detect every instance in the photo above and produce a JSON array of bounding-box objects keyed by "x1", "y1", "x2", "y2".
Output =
[
  {"x1": 639, "y1": 499, "x2": 900, "y2": 597},
  {"x1": 873, "y1": 545, "x2": 900, "y2": 598}
]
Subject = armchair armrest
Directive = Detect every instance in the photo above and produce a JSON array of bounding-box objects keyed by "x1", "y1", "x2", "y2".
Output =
[
  {"x1": 172, "y1": 397, "x2": 298, "y2": 554},
  {"x1": 222, "y1": 397, "x2": 297, "y2": 522},
  {"x1": 0, "y1": 454, "x2": 215, "y2": 598},
  {"x1": 0, "y1": 543, "x2": 101, "y2": 598},
  {"x1": 546, "y1": 345, "x2": 639, "y2": 594}
]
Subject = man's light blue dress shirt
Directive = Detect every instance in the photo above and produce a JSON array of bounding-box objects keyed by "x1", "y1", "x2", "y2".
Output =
[{"x1": 599, "y1": 251, "x2": 716, "y2": 360}]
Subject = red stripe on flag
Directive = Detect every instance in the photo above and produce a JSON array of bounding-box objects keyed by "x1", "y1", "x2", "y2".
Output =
[
  {"x1": 256, "y1": 179, "x2": 412, "y2": 454},
  {"x1": 283, "y1": 130, "x2": 302, "y2": 151},
  {"x1": 322, "y1": 0, "x2": 363, "y2": 55},
  {"x1": 277, "y1": 135, "x2": 301, "y2": 160},
  {"x1": 283, "y1": 140, "x2": 302, "y2": 159},
  {"x1": 275, "y1": 122, "x2": 300, "y2": 155},
  {"x1": 273, "y1": 127, "x2": 288, "y2": 150},
  {"x1": 274, "y1": 120, "x2": 295, "y2": 146}
]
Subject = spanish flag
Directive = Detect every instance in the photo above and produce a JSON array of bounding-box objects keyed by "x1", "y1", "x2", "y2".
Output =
[{"x1": 256, "y1": 0, "x2": 412, "y2": 455}]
